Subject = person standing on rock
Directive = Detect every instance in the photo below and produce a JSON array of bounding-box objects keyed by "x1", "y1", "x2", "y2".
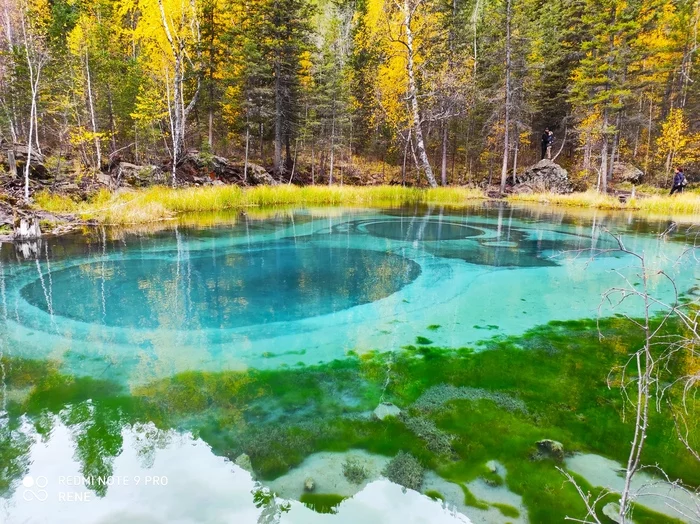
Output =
[
  {"x1": 670, "y1": 166, "x2": 686, "y2": 195},
  {"x1": 541, "y1": 128, "x2": 554, "y2": 160}
]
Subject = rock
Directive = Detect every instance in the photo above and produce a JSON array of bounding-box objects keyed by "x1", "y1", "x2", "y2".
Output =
[
  {"x1": 115, "y1": 162, "x2": 165, "y2": 187},
  {"x1": 612, "y1": 162, "x2": 643, "y2": 184},
  {"x1": 536, "y1": 439, "x2": 565, "y2": 462},
  {"x1": 8, "y1": 142, "x2": 45, "y2": 164},
  {"x1": 486, "y1": 460, "x2": 498, "y2": 474},
  {"x1": 514, "y1": 159, "x2": 573, "y2": 194},
  {"x1": 602, "y1": 502, "x2": 622, "y2": 523},
  {"x1": 303, "y1": 477, "x2": 315, "y2": 492},
  {"x1": 95, "y1": 172, "x2": 114, "y2": 187},
  {"x1": 234, "y1": 453, "x2": 254, "y2": 474},
  {"x1": 180, "y1": 152, "x2": 245, "y2": 184},
  {"x1": 373, "y1": 402, "x2": 402, "y2": 421},
  {"x1": 244, "y1": 163, "x2": 279, "y2": 186}
]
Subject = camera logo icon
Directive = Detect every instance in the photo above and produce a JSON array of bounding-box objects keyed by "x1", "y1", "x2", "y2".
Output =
[{"x1": 22, "y1": 476, "x2": 48, "y2": 502}]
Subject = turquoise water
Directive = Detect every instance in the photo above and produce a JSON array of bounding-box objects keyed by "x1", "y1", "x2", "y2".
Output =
[
  {"x1": 1, "y1": 204, "x2": 698, "y2": 523},
  {"x1": 0, "y1": 205, "x2": 694, "y2": 385}
]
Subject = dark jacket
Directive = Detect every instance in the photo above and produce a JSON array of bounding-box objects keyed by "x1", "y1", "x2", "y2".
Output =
[{"x1": 673, "y1": 171, "x2": 685, "y2": 186}]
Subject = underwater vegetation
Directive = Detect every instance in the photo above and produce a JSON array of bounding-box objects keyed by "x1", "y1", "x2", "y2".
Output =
[
  {"x1": 342, "y1": 457, "x2": 369, "y2": 484},
  {"x1": 383, "y1": 452, "x2": 424, "y2": 491},
  {"x1": 1, "y1": 315, "x2": 698, "y2": 523}
]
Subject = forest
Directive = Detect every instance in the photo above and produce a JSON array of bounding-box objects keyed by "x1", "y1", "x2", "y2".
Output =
[{"x1": 0, "y1": 0, "x2": 699, "y2": 194}]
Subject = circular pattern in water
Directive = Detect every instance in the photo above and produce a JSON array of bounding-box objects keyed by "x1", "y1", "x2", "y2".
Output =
[
  {"x1": 362, "y1": 219, "x2": 483, "y2": 241},
  {"x1": 20, "y1": 246, "x2": 421, "y2": 330}
]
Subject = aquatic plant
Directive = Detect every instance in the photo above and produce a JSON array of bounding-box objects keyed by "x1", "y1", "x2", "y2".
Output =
[
  {"x1": 2, "y1": 312, "x2": 697, "y2": 523},
  {"x1": 299, "y1": 493, "x2": 346, "y2": 514},
  {"x1": 382, "y1": 451, "x2": 424, "y2": 491},
  {"x1": 413, "y1": 384, "x2": 528, "y2": 414},
  {"x1": 400, "y1": 415, "x2": 454, "y2": 456},
  {"x1": 341, "y1": 457, "x2": 368, "y2": 484},
  {"x1": 424, "y1": 490, "x2": 444, "y2": 501},
  {"x1": 460, "y1": 485, "x2": 489, "y2": 510},
  {"x1": 492, "y1": 502, "x2": 520, "y2": 518}
]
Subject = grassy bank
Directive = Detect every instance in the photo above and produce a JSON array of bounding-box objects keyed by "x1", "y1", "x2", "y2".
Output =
[
  {"x1": 508, "y1": 189, "x2": 700, "y2": 215},
  {"x1": 34, "y1": 185, "x2": 487, "y2": 225},
  {"x1": 32, "y1": 185, "x2": 700, "y2": 226}
]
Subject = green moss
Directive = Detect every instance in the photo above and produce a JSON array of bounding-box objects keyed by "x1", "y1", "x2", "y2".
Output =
[
  {"x1": 299, "y1": 493, "x2": 346, "y2": 514},
  {"x1": 415, "y1": 336, "x2": 433, "y2": 345},
  {"x1": 460, "y1": 485, "x2": 489, "y2": 510},
  {"x1": 492, "y1": 502, "x2": 520, "y2": 518},
  {"x1": 628, "y1": 502, "x2": 685, "y2": 524},
  {"x1": 2, "y1": 314, "x2": 697, "y2": 522},
  {"x1": 424, "y1": 489, "x2": 444, "y2": 501}
]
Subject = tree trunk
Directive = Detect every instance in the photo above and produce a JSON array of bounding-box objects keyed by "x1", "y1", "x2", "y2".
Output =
[
  {"x1": 311, "y1": 145, "x2": 315, "y2": 185},
  {"x1": 20, "y1": 11, "x2": 43, "y2": 203},
  {"x1": 644, "y1": 99, "x2": 653, "y2": 178},
  {"x1": 404, "y1": 0, "x2": 438, "y2": 188},
  {"x1": 244, "y1": 123, "x2": 250, "y2": 182},
  {"x1": 157, "y1": 0, "x2": 200, "y2": 187},
  {"x1": 512, "y1": 136, "x2": 519, "y2": 185},
  {"x1": 85, "y1": 50, "x2": 102, "y2": 169},
  {"x1": 329, "y1": 100, "x2": 336, "y2": 185},
  {"x1": 441, "y1": 122, "x2": 448, "y2": 186},
  {"x1": 7, "y1": 150, "x2": 17, "y2": 178},
  {"x1": 273, "y1": 59, "x2": 283, "y2": 175},
  {"x1": 402, "y1": 129, "x2": 411, "y2": 186},
  {"x1": 499, "y1": 0, "x2": 512, "y2": 196},
  {"x1": 608, "y1": 112, "x2": 621, "y2": 181},
  {"x1": 600, "y1": 108, "x2": 609, "y2": 194}
]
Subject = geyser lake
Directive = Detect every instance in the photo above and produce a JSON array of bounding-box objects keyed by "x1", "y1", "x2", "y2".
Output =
[{"x1": 1, "y1": 204, "x2": 698, "y2": 523}]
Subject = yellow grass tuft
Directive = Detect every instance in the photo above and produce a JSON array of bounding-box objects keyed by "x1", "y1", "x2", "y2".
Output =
[
  {"x1": 508, "y1": 190, "x2": 700, "y2": 215},
  {"x1": 33, "y1": 185, "x2": 487, "y2": 225}
]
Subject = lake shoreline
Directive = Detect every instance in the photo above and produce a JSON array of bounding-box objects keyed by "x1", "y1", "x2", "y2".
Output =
[{"x1": 2, "y1": 184, "x2": 699, "y2": 244}]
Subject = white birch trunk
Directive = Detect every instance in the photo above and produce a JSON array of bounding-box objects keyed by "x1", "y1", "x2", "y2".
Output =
[{"x1": 404, "y1": 0, "x2": 437, "y2": 187}]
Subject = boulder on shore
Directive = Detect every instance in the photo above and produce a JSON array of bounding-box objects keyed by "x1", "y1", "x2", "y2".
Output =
[
  {"x1": 612, "y1": 162, "x2": 643, "y2": 184},
  {"x1": 514, "y1": 159, "x2": 573, "y2": 194},
  {"x1": 242, "y1": 162, "x2": 280, "y2": 186}
]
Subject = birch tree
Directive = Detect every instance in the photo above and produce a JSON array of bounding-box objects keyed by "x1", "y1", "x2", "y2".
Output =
[
  {"x1": 399, "y1": 0, "x2": 438, "y2": 187},
  {"x1": 18, "y1": 0, "x2": 48, "y2": 202}
]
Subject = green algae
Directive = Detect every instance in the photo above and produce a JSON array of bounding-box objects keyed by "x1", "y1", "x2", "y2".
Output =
[
  {"x1": 492, "y1": 502, "x2": 520, "y2": 518},
  {"x1": 425, "y1": 489, "x2": 444, "y2": 501},
  {"x1": 460, "y1": 485, "x2": 489, "y2": 510},
  {"x1": 1, "y1": 314, "x2": 698, "y2": 522},
  {"x1": 299, "y1": 493, "x2": 346, "y2": 514}
]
